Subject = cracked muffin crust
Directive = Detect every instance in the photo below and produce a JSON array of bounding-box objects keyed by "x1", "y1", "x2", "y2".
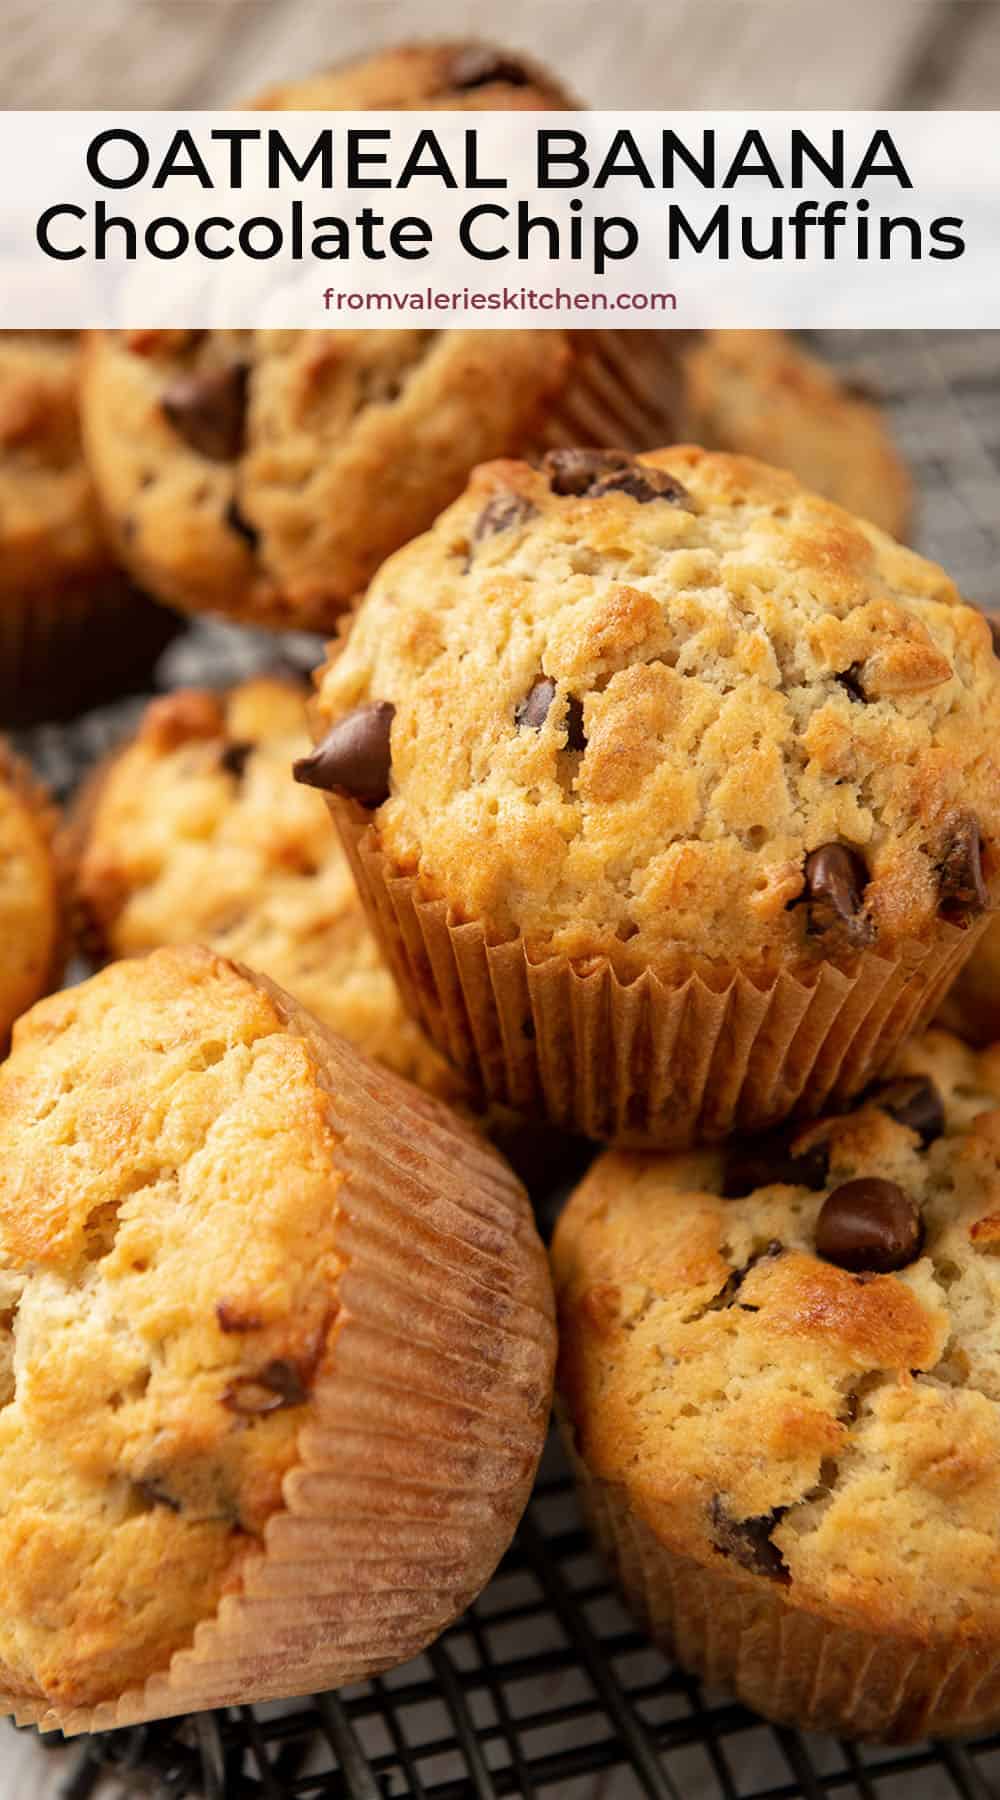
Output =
[
  {"x1": 309, "y1": 447, "x2": 1000, "y2": 977},
  {"x1": 681, "y1": 330, "x2": 912, "y2": 542},
  {"x1": 69, "y1": 674, "x2": 461, "y2": 1103},
  {"x1": 0, "y1": 333, "x2": 177, "y2": 724},
  {"x1": 0, "y1": 740, "x2": 66, "y2": 1047},
  {"x1": 0, "y1": 945, "x2": 554, "y2": 1723},
  {"x1": 553, "y1": 1028, "x2": 1000, "y2": 1738}
]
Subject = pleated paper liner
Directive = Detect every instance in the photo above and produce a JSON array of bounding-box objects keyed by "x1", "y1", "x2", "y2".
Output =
[
  {"x1": 334, "y1": 807, "x2": 987, "y2": 1149},
  {"x1": 2, "y1": 973, "x2": 554, "y2": 1735},
  {"x1": 0, "y1": 574, "x2": 179, "y2": 726},
  {"x1": 563, "y1": 1434, "x2": 1000, "y2": 1742},
  {"x1": 525, "y1": 329, "x2": 695, "y2": 457}
]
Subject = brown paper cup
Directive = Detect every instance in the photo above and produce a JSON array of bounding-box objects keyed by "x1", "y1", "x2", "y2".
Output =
[
  {"x1": 333, "y1": 808, "x2": 985, "y2": 1149},
  {"x1": 0, "y1": 575, "x2": 179, "y2": 726},
  {"x1": 1, "y1": 976, "x2": 554, "y2": 1734},
  {"x1": 525, "y1": 329, "x2": 692, "y2": 457},
  {"x1": 564, "y1": 1434, "x2": 1000, "y2": 1741}
]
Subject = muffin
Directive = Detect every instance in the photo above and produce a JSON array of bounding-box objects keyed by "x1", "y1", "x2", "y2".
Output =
[
  {"x1": 553, "y1": 1028, "x2": 1000, "y2": 1740},
  {"x1": 0, "y1": 945, "x2": 554, "y2": 1731},
  {"x1": 0, "y1": 739, "x2": 66, "y2": 1046},
  {"x1": 69, "y1": 673, "x2": 461, "y2": 1103},
  {"x1": 303, "y1": 446, "x2": 1000, "y2": 1147},
  {"x1": 0, "y1": 332, "x2": 177, "y2": 724},
  {"x1": 681, "y1": 331, "x2": 912, "y2": 541}
]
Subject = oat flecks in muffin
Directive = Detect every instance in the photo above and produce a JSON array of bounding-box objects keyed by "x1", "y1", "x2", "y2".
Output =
[
  {"x1": 0, "y1": 948, "x2": 345, "y2": 1709},
  {"x1": 71, "y1": 676, "x2": 460, "y2": 1101},
  {"x1": 553, "y1": 1028, "x2": 1000, "y2": 1642},
  {"x1": 313, "y1": 447, "x2": 1000, "y2": 976}
]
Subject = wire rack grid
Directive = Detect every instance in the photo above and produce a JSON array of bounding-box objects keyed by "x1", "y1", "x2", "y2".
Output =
[{"x1": 11, "y1": 328, "x2": 1000, "y2": 1800}]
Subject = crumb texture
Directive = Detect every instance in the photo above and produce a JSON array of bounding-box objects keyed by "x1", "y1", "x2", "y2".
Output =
[
  {"x1": 553, "y1": 1028, "x2": 1000, "y2": 1640},
  {"x1": 315, "y1": 447, "x2": 1000, "y2": 973},
  {"x1": 0, "y1": 947, "x2": 344, "y2": 1710},
  {"x1": 73, "y1": 676, "x2": 460, "y2": 1100}
]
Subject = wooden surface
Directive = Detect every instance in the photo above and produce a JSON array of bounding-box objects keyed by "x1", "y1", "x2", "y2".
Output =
[{"x1": 1, "y1": 1, "x2": 995, "y2": 1794}]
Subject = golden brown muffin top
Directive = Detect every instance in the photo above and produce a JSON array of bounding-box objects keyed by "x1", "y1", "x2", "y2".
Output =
[
  {"x1": 0, "y1": 946, "x2": 346, "y2": 1710},
  {"x1": 249, "y1": 39, "x2": 574, "y2": 111},
  {"x1": 553, "y1": 1028, "x2": 1000, "y2": 1642},
  {"x1": 309, "y1": 446, "x2": 1000, "y2": 977},
  {"x1": 0, "y1": 741, "x2": 65, "y2": 1045},
  {"x1": 0, "y1": 332, "x2": 115, "y2": 602},
  {"x1": 71, "y1": 674, "x2": 460, "y2": 1101}
]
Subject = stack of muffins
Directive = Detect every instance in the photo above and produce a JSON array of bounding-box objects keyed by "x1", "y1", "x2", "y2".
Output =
[{"x1": 2, "y1": 33, "x2": 1000, "y2": 1755}]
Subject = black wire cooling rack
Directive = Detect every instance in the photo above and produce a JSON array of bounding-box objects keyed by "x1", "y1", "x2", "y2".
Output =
[{"x1": 11, "y1": 329, "x2": 1000, "y2": 1800}]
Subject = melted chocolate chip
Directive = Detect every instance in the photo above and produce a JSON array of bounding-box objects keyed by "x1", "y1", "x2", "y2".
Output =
[
  {"x1": 722, "y1": 1128, "x2": 829, "y2": 1198},
  {"x1": 472, "y1": 492, "x2": 537, "y2": 547},
  {"x1": 516, "y1": 676, "x2": 557, "y2": 731},
  {"x1": 448, "y1": 46, "x2": 531, "y2": 90},
  {"x1": 937, "y1": 813, "x2": 988, "y2": 920},
  {"x1": 869, "y1": 1075, "x2": 945, "y2": 1147},
  {"x1": 816, "y1": 1178, "x2": 923, "y2": 1274},
  {"x1": 801, "y1": 843, "x2": 873, "y2": 946},
  {"x1": 223, "y1": 1358, "x2": 309, "y2": 1416},
  {"x1": 162, "y1": 361, "x2": 249, "y2": 461},
  {"x1": 709, "y1": 1497, "x2": 789, "y2": 1583},
  {"x1": 224, "y1": 497, "x2": 259, "y2": 550},
  {"x1": 219, "y1": 740, "x2": 253, "y2": 781},
  {"x1": 836, "y1": 663, "x2": 868, "y2": 703},
  {"x1": 293, "y1": 702, "x2": 395, "y2": 808},
  {"x1": 542, "y1": 448, "x2": 633, "y2": 496},
  {"x1": 588, "y1": 464, "x2": 694, "y2": 508}
]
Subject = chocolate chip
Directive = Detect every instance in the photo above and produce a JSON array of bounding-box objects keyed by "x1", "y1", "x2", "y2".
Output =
[
  {"x1": 709, "y1": 1497, "x2": 789, "y2": 1583},
  {"x1": 936, "y1": 813, "x2": 988, "y2": 920},
  {"x1": 134, "y1": 1477, "x2": 181, "y2": 1513},
  {"x1": 448, "y1": 46, "x2": 531, "y2": 89},
  {"x1": 816, "y1": 1178, "x2": 923, "y2": 1274},
  {"x1": 293, "y1": 701, "x2": 395, "y2": 808},
  {"x1": 223, "y1": 1358, "x2": 309, "y2": 1416},
  {"x1": 565, "y1": 695, "x2": 587, "y2": 751},
  {"x1": 722, "y1": 1128, "x2": 829, "y2": 1198},
  {"x1": 161, "y1": 361, "x2": 249, "y2": 461},
  {"x1": 219, "y1": 740, "x2": 253, "y2": 781},
  {"x1": 801, "y1": 843, "x2": 874, "y2": 946},
  {"x1": 836, "y1": 663, "x2": 868, "y2": 703},
  {"x1": 869, "y1": 1075, "x2": 945, "y2": 1147},
  {"x1": 224, "y1": 497, "x2": 259, "y2": 550},
  {"x1": 542, "y1": 448, "x2": 634, "y2": 496},
  {"x1": 588, "y1": 464, "x2": 693, "y2": 508},
  {"x1": 516, "y1": 676, "x2": 557, "y2": 731},
  {"x1": 472, "y1": 492, "x2": 537, "y2": 547}
]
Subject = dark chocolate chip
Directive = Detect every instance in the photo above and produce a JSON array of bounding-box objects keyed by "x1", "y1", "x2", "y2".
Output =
[
  {"x1": 223, "y1": 1358, "x2": 309, "y2": 1416},
  {"x1": 722, "y1": 1128, "x2": 829, "y2": 1199},
  {"x1": 836, "y1": 662, "x2": 868, "y2": 703},
  {"x1": 801, "y1": 843, "x2": 873, "y2": 946},
  {"x1": 219, "y1": 740, "x2": 253, "y2": 781},
  {"x1": 588, "y1": 464, "x2": 694, "y2": 508},
  {"x1": 293, "y1": 701, "x2": 395, "y2": 808},
  {"x1": 709, "y1": 1496, "x2": 789, "y2": 1583},
  {"x1": 448, "y1": 46, "x2": 531, "y2": 90},
  {"x1": 472, "y1": 492, "x2": 537, "y2": 547},
  {"x1": 224, "y1": 497, "x2": 259, "y2": 550},
  {"x1": 161, "y1": 361, "x2": 249, "y2": 461},
  {"x1": 542, "y1": 448, "x2": 633, "y2": 496},
  {"x1": 937, "y1": 813, "x2": 988, "y2": 920},
  {"x1": 869, "y1": 1075, "x2": 945, "y2": 1147},
  {"x1": 816, "y1": 1177, "x2": 923, "y2": 1274},
  {"x1": 134, "y1": 1477, "x2": 181, "y2": 1513},
  {"x1": 565, "y1": 694, "x2": 587, "y2": 752},
  {"x1": 516, "y1": 676, "x2": 557, "y2": 731}
]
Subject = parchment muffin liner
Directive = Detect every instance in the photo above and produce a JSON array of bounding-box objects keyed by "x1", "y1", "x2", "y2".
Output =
[
  {"x1": 0, "y1": 574, "x2": 179, "y2": 726},
  {"x1": 563, "y1": 1432, "x2": 1000, "y2": 1742},
  {"x1": 0, "y1": 972, "x2": 555, "y2": 1734},
  {"x1": 333, "y1": 808, "x2": 986, "y2": 1148},
  {"x1": 526, "y1": 329, "x2": 692, "y2": 458}
]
